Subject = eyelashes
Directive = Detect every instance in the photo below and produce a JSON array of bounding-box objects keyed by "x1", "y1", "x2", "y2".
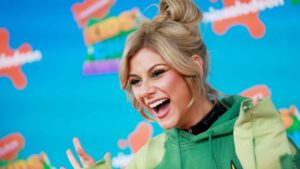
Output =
[
  {"x1": 128, "y1": 69, "x2": 167, "y2": 87},
  {"x1": 129, "y1": 79, "x2": 141, "y2": 85},
  {"x1": 151, "y1": 69, "x2": 165, "y2": 78}
]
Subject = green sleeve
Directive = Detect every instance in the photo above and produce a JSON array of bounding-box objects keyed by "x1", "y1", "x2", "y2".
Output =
[
  {"x1": 234, "y1": 98, "x2": 295, "y2": 169},
  {"x1": 284, "y1": 138, "x2": 300, "y2": 168}
]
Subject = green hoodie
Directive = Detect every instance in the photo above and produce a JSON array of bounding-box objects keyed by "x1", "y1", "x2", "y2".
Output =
[{"x1": 88, "y1": 95, "x2": 300, "y2": 169}]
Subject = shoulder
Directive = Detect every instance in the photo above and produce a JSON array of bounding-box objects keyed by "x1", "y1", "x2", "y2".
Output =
[
  {"x1": 233, "y1": 97, "x2": 300, "y2": 168},
  {"x1": 126, "y1": 133, "x2": 167, "y2": 169}
]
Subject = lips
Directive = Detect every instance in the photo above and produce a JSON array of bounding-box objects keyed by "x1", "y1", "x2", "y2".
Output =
[{"x1": 147, "y1": 99, "x2": 171, "y2": 119}]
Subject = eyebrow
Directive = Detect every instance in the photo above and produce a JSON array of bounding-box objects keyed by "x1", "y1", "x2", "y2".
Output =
[{"x1": 128, "y1": 63, "x2": 168, "y2": 77}]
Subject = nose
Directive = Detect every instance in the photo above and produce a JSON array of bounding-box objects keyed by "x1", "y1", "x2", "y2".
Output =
[{"x1": 139, "y1": 81, "x2": 155, "y2": 98}]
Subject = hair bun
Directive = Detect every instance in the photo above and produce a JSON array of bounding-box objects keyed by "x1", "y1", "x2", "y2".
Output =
[{"x1": 158, "y1": 0, "x2": 202, "y2": 25}]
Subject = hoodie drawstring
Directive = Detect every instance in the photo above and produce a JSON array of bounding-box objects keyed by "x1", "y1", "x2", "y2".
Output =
[
  {"x1": 177, "y1": 129, "x2": 184, "y2": 169},
  {"x1": 209, "y1": 131, "x2": 218, "y2": 169}
]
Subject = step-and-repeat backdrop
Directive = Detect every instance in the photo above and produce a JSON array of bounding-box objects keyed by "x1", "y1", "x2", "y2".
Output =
[{"x1": 1, "y1": 0, "x2": 299, "y2": 168}]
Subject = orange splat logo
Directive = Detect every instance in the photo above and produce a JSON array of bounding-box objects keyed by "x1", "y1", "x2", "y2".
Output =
[
  {"x1": 0, "y1": 28, "x2": 41, "y2": 90},
  {"x1": 113, "y1": 122, "x2": 153, "y2": 168},
  {"x1": 0, "y1": 29, "x2": 29, "y2": 89},
  {"x1": 204, "y1": 0, "x2": 284, "y2": 38},
  {"x1": 118, "y1": 122, "x2": 152, "y2": 153},
  {"x1": 0, "y1": 133, "x2": 25, "y2": 161},
  {"x1": 240, "y1": 85, "x2": 271, "y2": 100},
  {"x1": 71, "y1": 0, "x2": 116, "y2": 28},
  {"x1": 0, "y1": 133, "x2": 53, "y2": 169},
  {"x1": 280, "y1": 105, "x2": 299, "y2": 129},
  {"x1": 212, "y1": 0, "x2": 265, "y2": 38}
]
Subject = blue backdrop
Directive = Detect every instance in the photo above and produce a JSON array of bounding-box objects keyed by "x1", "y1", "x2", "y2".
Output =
[{"x1": 1, "y1": 0, "x2": 299, "y2": 168}]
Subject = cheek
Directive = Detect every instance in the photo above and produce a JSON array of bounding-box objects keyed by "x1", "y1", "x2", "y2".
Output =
[
  {"x1": 159, "y1": 73, "x2": 181, "y2": 92},
  {"x1": 132, "y1": 89, "x2": 141, "y2": 102},
  {"x1": 167, "y1": 76, "x2": 191, "y2": 109},
  {"x1": 159, "y1": 72, "x2": 189, "y2": 96}
]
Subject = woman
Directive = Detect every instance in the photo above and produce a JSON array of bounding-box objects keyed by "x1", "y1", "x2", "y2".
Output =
[{"x1": 65, "y1": 0, "x2": 300, "y2": 168}]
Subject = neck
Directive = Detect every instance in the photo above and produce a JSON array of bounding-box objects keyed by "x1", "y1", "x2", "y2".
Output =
[{"x1": 178, "y1": 94, "x2": 213, "y2": 129}]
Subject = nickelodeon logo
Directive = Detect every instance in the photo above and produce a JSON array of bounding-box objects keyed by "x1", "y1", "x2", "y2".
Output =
[
  {"x1": 0, "y1": 28, "x2": 42, "y2": 90},
  {"x1": 203, "y1": 0, "x2": 284, "y2": 38}
]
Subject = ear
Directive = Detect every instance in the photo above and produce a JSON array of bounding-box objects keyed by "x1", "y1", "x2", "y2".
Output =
[{"x1": 191, "y1": 54, "x2": 203, "y2": 71}]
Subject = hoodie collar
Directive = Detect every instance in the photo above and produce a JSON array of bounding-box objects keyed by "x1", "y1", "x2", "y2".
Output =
[{"x1": 165, "y1": 95, "x2": 248, "y2": 144}]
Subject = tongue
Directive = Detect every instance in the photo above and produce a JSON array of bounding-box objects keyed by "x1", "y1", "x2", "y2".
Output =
[{"x1": 157, "y1": 102, "x2": 170, "y2": 118}]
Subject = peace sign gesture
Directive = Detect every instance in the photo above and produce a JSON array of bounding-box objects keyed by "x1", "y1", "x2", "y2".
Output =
[{"x1": 61, "y1": 137, "x2": 110, "y2": 169}]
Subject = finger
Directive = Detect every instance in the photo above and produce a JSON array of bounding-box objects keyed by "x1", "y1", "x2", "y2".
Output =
[
  {"x1": 73, "y1": 137, "x2": 95, "y2": 167},
  {"x1": 60, "y1": 167, "x2": 66, "y2": 169},
  {"x1": 77, "y1": 148, "x2": 95, "y2": 167},
  {"x1": 73, "y1": 137, "x2": 83, "y2": 151},
  {"x1": 66, "y1": 149, "x2": 81, "y2": 169},
  {"x1": 104, "y1": 152, "x2": 111, "y2": 160}
]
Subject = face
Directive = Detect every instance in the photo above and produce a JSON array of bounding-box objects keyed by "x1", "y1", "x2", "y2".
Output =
[{"x1": 128, "y1": 48, "x2": 193, "y2": 129}]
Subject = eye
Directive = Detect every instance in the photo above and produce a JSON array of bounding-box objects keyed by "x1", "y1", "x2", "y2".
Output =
[
  {"x1": 151, "y1": 69, "x2": 165, "y2": 78},
  {"x1": 129, "y1": 78, "x2": 141, "y2": 86}
]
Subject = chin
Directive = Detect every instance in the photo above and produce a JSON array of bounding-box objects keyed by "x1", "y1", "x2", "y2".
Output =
[{"x1": 158, "y1": 120, "x2": 177, "y2": 130}]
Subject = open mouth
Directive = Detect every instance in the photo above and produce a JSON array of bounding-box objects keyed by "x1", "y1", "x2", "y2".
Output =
[{"x1": 149, "y1": 99, "x2": 171, "y2": 118}]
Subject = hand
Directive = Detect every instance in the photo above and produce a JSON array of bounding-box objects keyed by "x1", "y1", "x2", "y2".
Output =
[{"x1": 61, "y1": 137, "x2": 110, "y2": 169}]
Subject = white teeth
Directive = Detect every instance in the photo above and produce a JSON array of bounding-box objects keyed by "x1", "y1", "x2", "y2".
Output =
[{"x1": 149, "y1": 99, "x2": 168, "y2": 108}]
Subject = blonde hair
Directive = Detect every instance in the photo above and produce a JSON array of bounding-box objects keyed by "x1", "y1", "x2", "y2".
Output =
[{"x1": 119, "y1": 0, "x2": 218, "y2": 120}]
